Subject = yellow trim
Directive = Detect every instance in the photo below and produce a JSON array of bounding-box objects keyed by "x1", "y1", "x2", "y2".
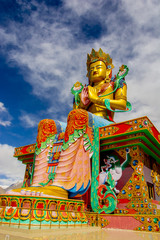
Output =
[{"x1": 11, "y1": 186, "x2": 68, "y2": 199}]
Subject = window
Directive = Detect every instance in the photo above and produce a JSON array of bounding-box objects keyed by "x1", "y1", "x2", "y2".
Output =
[{"x1": 147, "y1": 182, "x2": 155, "y2": 199}]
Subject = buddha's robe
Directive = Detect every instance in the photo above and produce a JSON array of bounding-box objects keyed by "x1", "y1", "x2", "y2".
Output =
[{"x1": 32, "y1": 109, "x2": 112, "y2": 197}]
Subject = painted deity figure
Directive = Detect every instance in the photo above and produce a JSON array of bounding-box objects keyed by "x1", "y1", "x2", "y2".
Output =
[
  {"x1": 8, "y1": 49, "x2": 131, "y2": 199},
  {"x1": 99, "y1": 149, "x2": 131, "y2": 194}
]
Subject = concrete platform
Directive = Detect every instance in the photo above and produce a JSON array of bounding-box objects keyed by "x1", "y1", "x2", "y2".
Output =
[{"x1": 0, "y1": 226, "x2": 159, "y2": 240}]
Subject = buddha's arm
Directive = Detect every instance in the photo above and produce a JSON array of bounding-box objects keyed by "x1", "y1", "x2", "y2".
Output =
[
  {"x1": 110, "y1": 85, "x2": 127, "y2": 110},
  {"x1": 73, "y1": 99, "x2": 89, "y2": 110},
  {"x1": 88, "y1": 84, "x2": 127, "y2": 110},
  {"x1": 73, "y1": 87, "x2": 91, "y2": 110}
]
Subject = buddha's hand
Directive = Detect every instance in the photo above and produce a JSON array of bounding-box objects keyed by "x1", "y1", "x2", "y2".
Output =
[
  {"x1": 88, "y1": 85, "x2": 99, "y2": 103},
  {"x1": 81, "y1": 86, "x2": 90, "y2": 105}
]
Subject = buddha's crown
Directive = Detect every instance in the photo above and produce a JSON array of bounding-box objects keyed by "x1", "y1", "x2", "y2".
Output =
[{"x1": 87, "y1": 48, "x2": 114, "y2": 71}]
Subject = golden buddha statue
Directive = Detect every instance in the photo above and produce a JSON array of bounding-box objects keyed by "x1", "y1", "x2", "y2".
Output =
[
  {"x1": 72, "y1": 48, "x2": 129, "y2": 123},
  {"x1": 8, "y1": 49, "x2": 130, "y2": 199}
]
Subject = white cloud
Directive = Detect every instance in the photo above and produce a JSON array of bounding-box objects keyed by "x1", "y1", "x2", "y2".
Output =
[
  {"x1": 64, "y1": 0, "x2": 105, "y2": 16},
  {"x1": 0, "y1": 102, "x2": 7, "y2": 112},
  {"x1": 0, "y1": 27, "x2": 17, "y2": 47},
  {"x1": 19, "y1": 112, "x2": 39, "y2": 128},
  {"x1": 122, "y1": 0, "x2": 160, "y2": 31},
  {"x1": 0, "y1": 144, "x2": 25, "y2": 188},
  {"x1": 19, "y1": 108, "x2": 68, "y2": 128},
  {"x1": 0, "y1": 120, "x2": 11, "y2": 127},
  {"x1": 0, "y1": 102, "x2": 12, "y2": 127},
  {"x1": 0, "y1": 0, "x2": 160, "y2": 131}
]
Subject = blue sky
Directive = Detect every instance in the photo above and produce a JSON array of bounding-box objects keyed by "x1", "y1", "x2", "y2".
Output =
[{"x1": 0, "y1": 0, "x2": 160, "y2": 188}]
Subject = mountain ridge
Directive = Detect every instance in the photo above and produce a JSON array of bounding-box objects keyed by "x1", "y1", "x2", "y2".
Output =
[{"x1": 0, "y1": 181, "x2": 23, "y2": 194}]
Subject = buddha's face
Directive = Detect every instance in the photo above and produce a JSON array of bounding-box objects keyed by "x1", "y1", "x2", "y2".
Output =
[{"x1": 89, "y1": 60, "x2": 111, "y2": 84}]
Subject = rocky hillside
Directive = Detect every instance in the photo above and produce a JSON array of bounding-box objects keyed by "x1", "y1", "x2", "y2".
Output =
[
  {"x1": 0, "y1": 187, "x2": 5, "y2": 194},
  {"x1": 0, "y1": 181, "x2": 23, "y2": 194},
  {"x1": 5, "y1": 181, "x2": 23, "y2": 192}
]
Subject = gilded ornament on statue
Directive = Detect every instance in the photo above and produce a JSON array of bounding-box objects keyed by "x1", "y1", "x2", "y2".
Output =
[{"x1": 86, "y1": 48, "x2": 114, "y2": 73}]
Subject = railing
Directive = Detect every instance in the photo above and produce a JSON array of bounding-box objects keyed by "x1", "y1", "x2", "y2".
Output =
[{"x1": 0, "y1": 206, "x2": 108, "y2": 229}]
